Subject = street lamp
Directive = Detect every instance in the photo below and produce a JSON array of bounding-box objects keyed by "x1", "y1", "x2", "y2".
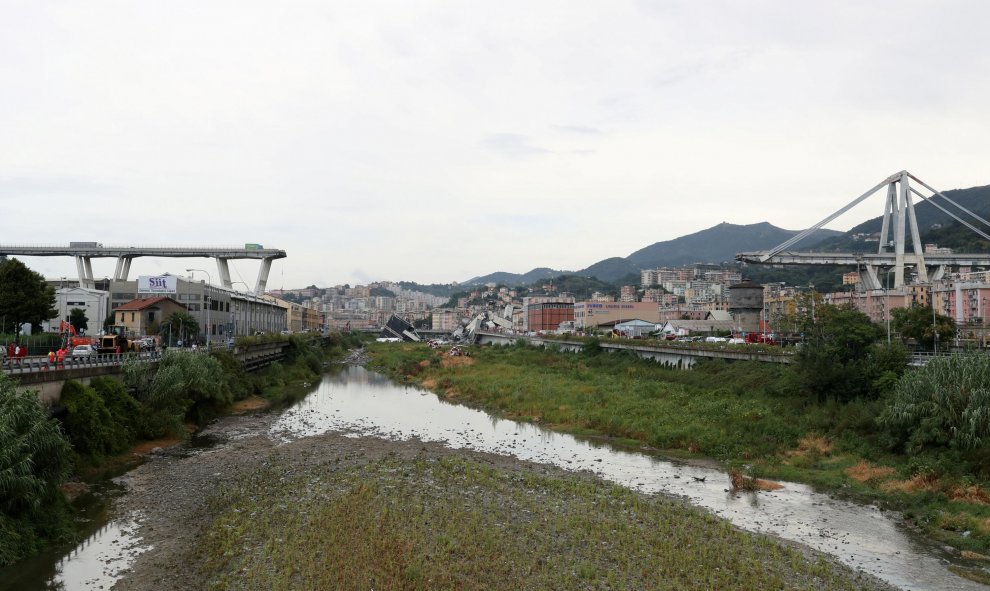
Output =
[
  {"x1": 884, "y1": 268, "x2": 894, "y2": 344},
  {"x1": 186, "y1": 269, "x2": 212, "y2": 352},
  {"x1": 933, "y1": 291, "x2": 938, "y2": 355}
]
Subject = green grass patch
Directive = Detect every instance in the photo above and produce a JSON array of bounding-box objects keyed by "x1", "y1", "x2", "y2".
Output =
[{"x1": 201, "y1": 455, "x2": 879, "y2": 591}]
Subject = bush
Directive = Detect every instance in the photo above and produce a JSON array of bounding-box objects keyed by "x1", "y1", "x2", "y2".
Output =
[
  {"x1": 60, "y1": 381, "x2": 129, "y2": 457},
  {"x1": 0, "y1": 374, "x2": 73, "y2": 565},
  {"x1": 125, "y1": 351, "x2": 233, "y2": 435},
  {"x1": 89, "y1": 377, "x2": 142, "y2": 446},
  {"x1": 879, "y1": 351, "x2": 990, "y2": 454}
]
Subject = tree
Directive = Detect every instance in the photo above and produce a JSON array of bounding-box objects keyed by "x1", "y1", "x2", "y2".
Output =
[
  {"x1": 794, "y1": 303, "x2": 908, "y2": 401},
  {"x1": 0, "y1": 258, "x2": 56, "y2": 334},
  {"x1": 68, "y1": 308, "x2": 88, "y2": 333},
  {"x1": 890, "y1": 305, "x2": 956, "y2": 350},
  {"x1": 161, "y1": 311, "x2": 199, "y2": 345}
]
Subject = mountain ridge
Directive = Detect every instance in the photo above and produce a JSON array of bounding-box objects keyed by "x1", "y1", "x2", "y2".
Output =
[{"x1": 462, "y1": 182, "x2": 990, "y2": 287}]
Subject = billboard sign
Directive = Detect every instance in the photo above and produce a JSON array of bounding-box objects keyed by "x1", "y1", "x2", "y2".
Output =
[{"x1": 138, "y1": 275, "x2": 178, "y2": 294}]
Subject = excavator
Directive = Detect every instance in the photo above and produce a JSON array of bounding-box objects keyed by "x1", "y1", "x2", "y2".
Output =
[{"x1": 59, "y1": 321, "x2": 94, "y2": 350}]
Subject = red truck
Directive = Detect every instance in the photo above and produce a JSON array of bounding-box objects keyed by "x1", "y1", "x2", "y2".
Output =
[{"x1": 745, "y1": 332, "x2": 777, "y2": 345}]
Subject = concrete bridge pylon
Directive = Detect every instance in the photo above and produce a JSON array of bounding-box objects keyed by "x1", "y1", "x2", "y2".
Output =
[{"x1": 737, "y1": 171, "x2": 990, "y2": 289}]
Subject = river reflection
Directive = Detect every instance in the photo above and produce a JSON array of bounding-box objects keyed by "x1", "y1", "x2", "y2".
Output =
[{"x1": 273, "y1": 365, "x2": 985, "y2": 591}]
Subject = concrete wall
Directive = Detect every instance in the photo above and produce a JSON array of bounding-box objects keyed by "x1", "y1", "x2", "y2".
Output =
[{"x1": 14, "y1": 366, "x2": 132, "y2": 405}]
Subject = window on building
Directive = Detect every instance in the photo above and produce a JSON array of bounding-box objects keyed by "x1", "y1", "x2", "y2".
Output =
[
  {"x1": 148, "y1": 311, "x2": 155, "y2": 322},
  {"x1": 131, "y1": 312, "x2": 135, "y2": 322}
]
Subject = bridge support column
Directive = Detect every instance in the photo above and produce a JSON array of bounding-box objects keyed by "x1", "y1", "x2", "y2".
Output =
[
  {"x1": 216, "y1": 258, "x2": 233, "y2": 289},
  {"x1": 113, "y1": 256, "x2": 134, "y2": 281},
  {"x1": 861, "y1": 265, "x2": 881, "y2": 290},
  {"x1": 75, "y1": 256, "x2": 95, "y2": 289},
  {"x1": 255, "y1": 257, "x2": 274, "y2": 295}
]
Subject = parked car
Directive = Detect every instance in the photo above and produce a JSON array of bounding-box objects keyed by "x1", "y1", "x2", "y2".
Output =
[
  {"x1": 727, "y1": 338, "x2": 746, "y2": 345},
  {"x1": 72, "y1": 344, "x2": 96, "y2": 357}
]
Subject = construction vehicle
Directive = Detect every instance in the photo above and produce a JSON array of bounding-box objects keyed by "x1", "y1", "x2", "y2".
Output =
[
  {"x1": 58, "y1": 320, "x2": 94, "y2": 350},
  {"x1": 98, "y1": 326, "x2": 140, "y2": 354}
]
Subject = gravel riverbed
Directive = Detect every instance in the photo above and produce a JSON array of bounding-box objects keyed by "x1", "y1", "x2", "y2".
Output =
[{"x1": 106, "y1": 403, "x2": 895, "y2": 591}]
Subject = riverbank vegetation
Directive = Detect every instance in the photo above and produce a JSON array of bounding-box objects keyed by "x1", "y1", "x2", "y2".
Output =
[
  {"x1": 200, "y1": 453, "x2": 885, "y2": 591},
  {"x1": 0, "y1": 331, "x2": 363, "y2": 566},
  {"x1": 365, "y1": 306, "x2": 990, "y2": 558}
]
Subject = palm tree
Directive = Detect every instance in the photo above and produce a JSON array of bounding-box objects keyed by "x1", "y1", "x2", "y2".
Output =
[{"x1": 162, "y1": 311, "x2": 199, "y2": 347}]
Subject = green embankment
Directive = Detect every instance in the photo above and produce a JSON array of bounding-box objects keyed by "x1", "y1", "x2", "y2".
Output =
[{"x1": 366, "y1": 341, "x2": 990, "y2": 557}]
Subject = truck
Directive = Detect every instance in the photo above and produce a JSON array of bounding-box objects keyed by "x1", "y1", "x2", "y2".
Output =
[{"x1": 745, "y1": 332, "x2": 777, "y2": 345}]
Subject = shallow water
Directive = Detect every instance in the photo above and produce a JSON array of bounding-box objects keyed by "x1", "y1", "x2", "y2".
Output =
[
  {"x1": 0, "y1": 483, "x2": 147, "y2": 591},
  {"x1": 272, "y1": 366, "x2": 986, "y2": 591}
]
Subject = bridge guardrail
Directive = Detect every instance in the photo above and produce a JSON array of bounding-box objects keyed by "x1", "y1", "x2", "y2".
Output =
[{"x1": 1, "y1": 351, "x2": 162, "y2": 375}]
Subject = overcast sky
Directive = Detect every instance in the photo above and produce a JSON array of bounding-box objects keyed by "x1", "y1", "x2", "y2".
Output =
[{"x1": 2, "y1": 1, "x2": 989, "y2": 289}]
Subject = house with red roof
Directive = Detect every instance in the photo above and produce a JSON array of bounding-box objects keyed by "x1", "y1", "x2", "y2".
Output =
[{"x1": 114, "y1": 297, "x2": 187, "y2": 337}]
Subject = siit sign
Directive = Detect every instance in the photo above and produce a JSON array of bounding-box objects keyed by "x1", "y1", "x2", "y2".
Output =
[{"x1": 138, "y1": 275, "x2": 178, "y2": 294}]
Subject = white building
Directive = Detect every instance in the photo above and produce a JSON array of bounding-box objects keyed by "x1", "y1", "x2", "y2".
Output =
[{"x1": 43, "y1": 287, "x2": 109, "y2": 334}]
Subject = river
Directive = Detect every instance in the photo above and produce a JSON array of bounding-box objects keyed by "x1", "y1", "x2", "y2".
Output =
[{"x1": 4, "y1": 365, "x2": 987, "y2": 590}]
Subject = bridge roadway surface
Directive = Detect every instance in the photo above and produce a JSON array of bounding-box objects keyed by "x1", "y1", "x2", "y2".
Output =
[{"x1": 0, "y1": 243, "x2": 287, "y2": 294}]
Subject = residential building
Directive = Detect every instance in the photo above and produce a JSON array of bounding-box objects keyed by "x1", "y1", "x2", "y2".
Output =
[
  {"x1": 431, "y1": 308, "x2": 461, "y2": 331},
  {"x1": 114, "y1": 297, "x2": 187, "y2": 338}
]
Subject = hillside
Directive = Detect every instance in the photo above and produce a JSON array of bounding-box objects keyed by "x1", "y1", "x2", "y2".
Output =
[
  {"x1": 463, "y1": 267, "x2": 564, "y2": 287},
  {"x1": 460, "y1": 181, "x2": 989, "y2": 288},
  {"x1": 623, "y1": 222, "x2": 840, "y2": 270}
]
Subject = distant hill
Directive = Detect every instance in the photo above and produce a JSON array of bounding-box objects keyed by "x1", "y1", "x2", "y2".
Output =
[
  {"x1": 463, "y1": 223, "x2": 842, "y2": 286},
  {"x1": 463, "y1": 267, "x2": 564, "y2": 287},
  {"x1": 460, "y1": 181, "x2": 989, "y2": 288},
  {"x1": 578, "y1": 257, "x2": 641, "y2": 284},
  {"x1": 622, "y1": 222, "x2": 841, "y2": 272},
  {"x1": 565, "y1": 222, "x2": 841, "y2": 283}
]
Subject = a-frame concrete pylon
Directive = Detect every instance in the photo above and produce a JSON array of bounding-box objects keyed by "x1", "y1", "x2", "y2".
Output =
[{"x1": 758, "y1": 171, "x2": 981, "y2": 289}]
